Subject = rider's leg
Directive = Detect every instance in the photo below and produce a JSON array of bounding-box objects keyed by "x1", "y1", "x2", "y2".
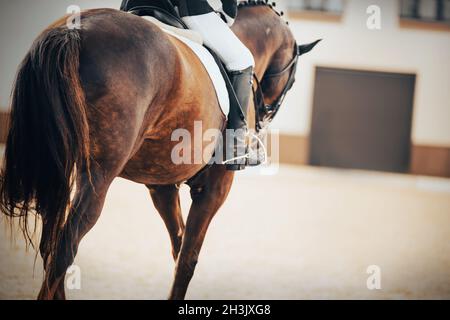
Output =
[
  {"x1": 181, "y1": 10, "x2": 263, "y2": 170},
  {"x1": 180, "y1": 8, "x2": 253, "y2": 71},
  {"x1": 225, "y1": 67, "x2": 253, "y2": 170}
]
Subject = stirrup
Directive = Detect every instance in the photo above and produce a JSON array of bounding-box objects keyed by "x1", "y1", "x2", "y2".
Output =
[
  {"x1": 223, "y1": 132, "x2": 266, "y2": 170},
  {"x1": 223, "y1": 149, "x2": 249, "y2": 171},
  {"x1": 246, "y1": 147, "x2": 266, "y2": 167},
  {"x1": 246, "y1": 130, "x2": 267, "y2": 167},
  {"x1": 225, "y1": 162, "x2": 247, "y2": 171},
  {"x1": 223, "y1": 148, "x2": 265, "y2": 170}
]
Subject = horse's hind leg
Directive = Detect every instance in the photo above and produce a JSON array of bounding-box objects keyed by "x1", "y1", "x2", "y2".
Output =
[
  {"x1": 147, "y1": 184, "x2": 185, "y2": 260},
  {"x1": 38, "y1": 217, "x2": 66, "y2": 299},
  {"x1": 37, "y1": 168, "x2": 114, "y2": 300},
  {"x1": 169, "y1": 165, "x2": 234, "y2": 300}
]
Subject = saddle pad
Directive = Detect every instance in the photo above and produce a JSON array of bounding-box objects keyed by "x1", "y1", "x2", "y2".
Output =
[{"x1": 143, "y1": 16, "x2": 230, "y2": 117}]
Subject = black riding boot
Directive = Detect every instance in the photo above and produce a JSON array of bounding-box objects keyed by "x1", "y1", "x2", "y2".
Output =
[{"x1": 224, "y1": 66, "x2": 254, "y2": 171}]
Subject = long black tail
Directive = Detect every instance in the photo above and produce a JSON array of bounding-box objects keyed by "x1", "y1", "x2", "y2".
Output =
[{"x1": 0, "y1": 25, "x2": 90, "y2": 255}]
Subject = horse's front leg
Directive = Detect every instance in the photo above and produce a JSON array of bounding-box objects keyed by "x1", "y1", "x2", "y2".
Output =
[
  {"x1": 147, "y1": 184, "x2": 185, "y2": 261},
  {"x1": 169, "y1": 164, "x2": 234, "y2": 300}
]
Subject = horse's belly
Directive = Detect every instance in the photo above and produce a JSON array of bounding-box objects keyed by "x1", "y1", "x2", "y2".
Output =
[
  {"x1": 120, "y1": 140, "x2": 203, "y2": 185},
  {"x1": 119, "y1": 134, "x2": 217, "y2": 185}
]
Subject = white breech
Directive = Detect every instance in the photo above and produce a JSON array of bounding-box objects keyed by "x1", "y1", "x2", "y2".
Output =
[{"x1": 182, "y1": 12, "x2": 255, "y2": 72}]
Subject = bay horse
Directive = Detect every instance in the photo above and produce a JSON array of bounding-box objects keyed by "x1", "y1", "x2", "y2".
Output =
[{"x1": 0, "y1": 1, "x2": 318, "y2": 299}]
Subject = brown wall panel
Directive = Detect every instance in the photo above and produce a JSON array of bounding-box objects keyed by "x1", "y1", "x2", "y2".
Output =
[
  {"x1": 411, "y1": 145, "x2": 450, "y2": 178},
  {"x1": 277, "y1": 133, "x2": 450, "y2": 178},
  {"x1": 0, "y1": 111, "x2": 9, "y2": 144},
  {"x1": 278, "y1": 134, "x2": 309, "y2": 165}
]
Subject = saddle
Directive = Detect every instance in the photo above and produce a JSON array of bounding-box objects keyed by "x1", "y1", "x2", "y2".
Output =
[
  {"x1": 123, "y1": 0, "x2": 243, "y2": 121},
  {"x1": 125, "y1": 0, "x2": 187, "y2": 29}
]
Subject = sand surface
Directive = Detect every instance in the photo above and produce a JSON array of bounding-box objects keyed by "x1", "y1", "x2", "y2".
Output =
[{"x1": 1, "y1": 160, "x2": 449, "y2": 299}]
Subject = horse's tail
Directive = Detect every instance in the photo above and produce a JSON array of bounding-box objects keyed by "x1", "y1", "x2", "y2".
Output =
[{"x1": 0, "y1": 25, "x2": 90, "y2": 250}]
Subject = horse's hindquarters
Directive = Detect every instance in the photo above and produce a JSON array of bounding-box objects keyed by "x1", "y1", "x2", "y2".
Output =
[{"x1": 117, "y1": 28, "x2": 227, "y2": 185}]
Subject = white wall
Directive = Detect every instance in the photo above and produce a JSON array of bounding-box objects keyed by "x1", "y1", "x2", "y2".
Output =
[
  {"x1": 274, "y1": 0, "x2": 450, "y2": 146},
  {"x1": 0, "y1": 0, "x2": 122, "y2": 110},
  {"x1": 0, "y1": 0, "x2": 449, "y2": 146}
]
